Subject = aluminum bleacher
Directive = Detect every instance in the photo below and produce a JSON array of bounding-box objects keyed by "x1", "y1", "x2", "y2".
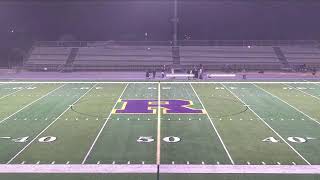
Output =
[
  {"x1": 23, "y1": 41, "x2": 320, "y2": 71},
  {"x1": 180, "y1": 46, "x2": 280, "y2": 70},
  {"x1": 280, "y1": 47, "x2": 320, "y2": 67},
  {"x1": 73, "y1": 46, "x2": 172, "y2": 70},
  {"x1": 24, "y1": 47, "x2": 71, "y2": 71}
]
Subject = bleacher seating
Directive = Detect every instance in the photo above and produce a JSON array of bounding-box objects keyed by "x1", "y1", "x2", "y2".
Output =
[
  {"x1": 24, "y1": 47, "x2": 71, "y2": 71},
  {"x1": 73, "y1": 46, "x2": 172, "y2": 70},
  {"x1": 180, "y1": 46, "x2": 281, "y2": 70},
  {"x1": 23, "y1": 43, "x2": 320, "y2": 71},
  {"x1": 280, "y1": 47, "x2": 320, "y2": 67}
]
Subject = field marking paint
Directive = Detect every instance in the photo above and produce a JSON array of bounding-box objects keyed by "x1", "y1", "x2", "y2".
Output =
[
  {"x1": 157, "y1": 82, "x2": 161, "y2": 165},
  {"x1": 0, "y1": 84, "x2": 66, "y2": 125},
  {"x1": 0, "y1": 81, "x2": 319, "y2": 84},
  {"x1": 7, "y1": 84, "x2": 97, "y2": 164},
  {"x1": 222, "y1": 84, "x2": 311, "y2": 165},
  {"x1": 189, "y1": 83, "x2": 235, "y2": 165},
  {"x1": 284, "y1": 84, "x2": 320, "y2": 101},
  {"x1": 0, "y1": 83, "x2": 35, "y2": 101},
  {"x1": 81, "y1": 83, "x2": 129, "y2": 164},
  {"x1": 254, "y1": 84, "x2": 320, "y2": 126},
  {"x1": 0, "y1": 164, "x2": 319, "y2": 174}
]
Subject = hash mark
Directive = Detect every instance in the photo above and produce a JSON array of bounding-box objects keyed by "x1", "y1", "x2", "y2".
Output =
[
  {"x1": 201, "y1": 161, "x2": 205, "y2": 165},
  {"x1": 36, "y1": 161, "x2": 40, "y2": 164},
  {"x1": 97, "y1": 161, "x2": 100, "y2": 164},
  {"x1": 127, "y1": 161, "x2": 130, "y2": 164},
  {"x1": 187, "y1": 161, "x2": 190, "y2": 165},
  {"x1": 262, "y1": 161, "x2": 266, "y2": 165},
  {"x1": 142, "y1": 161, "x2": 145, "y2": 164},
  {"x1": 21, "y1": 161, "x2": 25, "y2": 164},
  {"x1": 172, "y1": 161, "x2": 175, "y2": 164},
  {"x1": 292, "y1": 162, "x2": 296, "y2": 165},
  {"x1": 217, "y1": 161, "x2": 220, "y2": 165},
  {"x1": 277, "y1": 162, "x2": 281, "y2": 165},
  {"x1": 112, "y1": 161, "x2": 115, "y2": 164},
  {"x1": 247, "y1": 161, "x2": 251, "y2": 165},
  {"x1": 51, "y1": 161, "x2": 55, "y2": 164},
  {"x1": 66, "y1": 161, "x2": 70, "y2": 164}
]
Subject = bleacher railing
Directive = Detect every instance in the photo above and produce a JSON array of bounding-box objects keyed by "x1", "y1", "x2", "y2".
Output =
[{"x1": 35, "y1": 40, "x2": 320, "y2": 48}]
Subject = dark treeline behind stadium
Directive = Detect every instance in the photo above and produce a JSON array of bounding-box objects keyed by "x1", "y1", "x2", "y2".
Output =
[{"x1": 0, "y1": 0, "x2": 320, "y2": 67}]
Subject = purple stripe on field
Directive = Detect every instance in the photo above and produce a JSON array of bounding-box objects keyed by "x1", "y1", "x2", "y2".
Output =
[
  {"x1": 0, "y1": 165, "x2": 319, "y2": 174},
  {"x1": 0, "y1": 165, "x2": 157, "y2": 174},
  {"x1": 160, "y1": 165, "x2": 320, "y2": 174}
]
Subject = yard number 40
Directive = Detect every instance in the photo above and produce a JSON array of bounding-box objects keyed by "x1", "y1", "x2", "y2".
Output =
[
  {"x1": 12, "y1": 136, "x2": 56, "y2": 143},
  {"x1": 262, "y1": 136, "x2": 314, "y2": 143}
]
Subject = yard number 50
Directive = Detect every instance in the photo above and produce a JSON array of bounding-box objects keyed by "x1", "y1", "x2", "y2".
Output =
[{"x1": 137, "y1": 136, "x2": 181, "y2": 143}]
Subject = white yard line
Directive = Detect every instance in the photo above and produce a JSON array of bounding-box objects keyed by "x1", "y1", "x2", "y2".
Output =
[
  {"x1": 157, "y1": 82, "x2": 161, "y2": 165},
  {"x1": 221, "y1": 83, "x2": 311, "y2": 165},
  {"x1": 0, "y1": 84, "x2": 66, "y2": 125},
  {"x1": 253, "y1": 84, "x2": 320, "y2": 126},
  {"x1": 81, "y1": 83, "x2": 129, "y2": 164},
  {"x1": 0, "y1": 83, "x2": 35, "y2": 101},
  {"x1": 0, "y1": 81, "x2": 319, "y2": 84},
  {"x1": 7, "y1": 84, "x2": 98, "y2": 164},
  {"x1": 284, "y1": 84, "x2": 320, "y2": 101},
  {"x1": 189, "y1": 83, "x2": 235, "y2": 165}
]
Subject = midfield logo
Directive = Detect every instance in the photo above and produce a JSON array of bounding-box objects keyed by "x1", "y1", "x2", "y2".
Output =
[{"x1": 113, "y1": 99, "x2": 205, "y2": 114}]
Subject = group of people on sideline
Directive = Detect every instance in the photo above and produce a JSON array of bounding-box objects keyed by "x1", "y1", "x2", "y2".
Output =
[{"x1": 145, "y1": 65, "x2": 204, "y2": 79}]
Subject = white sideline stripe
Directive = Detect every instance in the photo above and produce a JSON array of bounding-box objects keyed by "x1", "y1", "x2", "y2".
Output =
[
  {"x1": 0, "y1": 81, "x2": 319, "y2": 84},
  {"x1": 0, "y1": 84, "x2": 66, "y2": 125},
  {"x1": 0, "y1": 165, "x2": 319, "y2": 174},
  {"x1": 0, "y1": 83, "x2": 35, "y2": 101},
  {"x1": 156, "y1": 82, "x2": 161, "y2": 165},
  {"x1": 284, "y1": 84, "x2": 320, "y2": 101},
  {"x1": 254, "y1": 84, "x2": 320, "y2": 127},
  {"x1": 222, "y1": 84, "x2": 311, "y2": 165},
  {"x1": 81, "y1": 83, "x2": 129, "y2": 164},
  {"x1": 208, "y1": 74, "x2": 236, "y2": 77},
  {"x1": 7, "y1": 84, "x2": 97, "y2": 164},
  {"x1": 189, "y1": 83, "x2": 235, "y2": 165},
  {"x1": 166, "y1": 74, "x2": 194, "y2": 77}
]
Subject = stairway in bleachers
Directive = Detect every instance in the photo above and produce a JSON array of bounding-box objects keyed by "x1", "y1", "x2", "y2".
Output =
[
  {"x1": 63, "y1": 48, "x2": 79, "y2": 72},
  {"x1": 273, "y1": 47, "x2": 289, "y2": 68}
]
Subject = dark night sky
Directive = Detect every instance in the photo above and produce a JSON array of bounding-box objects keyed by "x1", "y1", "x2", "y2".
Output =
[{"x1": 0, "y1": 0, "x2": 320, "y2": 42}]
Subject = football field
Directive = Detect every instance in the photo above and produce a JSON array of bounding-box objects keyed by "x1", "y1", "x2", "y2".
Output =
[{"x1": 0, "y1": 81, "x2": 319, "y2": 180}]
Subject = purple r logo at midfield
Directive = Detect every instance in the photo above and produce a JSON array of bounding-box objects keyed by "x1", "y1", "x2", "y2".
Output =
[{"x1": 114, "y1": 99, "x2": 204, "y2": 114}]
